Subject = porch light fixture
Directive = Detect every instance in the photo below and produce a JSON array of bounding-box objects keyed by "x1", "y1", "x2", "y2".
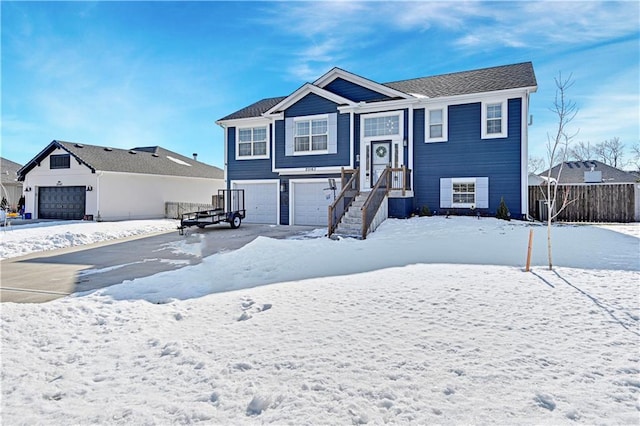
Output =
[
  {"x1": 86, "y1": 186, "x2": 93, "y2": 192},
  {"x1": 403, "y1": 138, "x2": 407, "y2": 146},
  {"x1": 56, "y1": 181, "x2": 62, "y2": 186},
  {"x1": 280, "y1": 182, "x2": 287, "y2": 192}
]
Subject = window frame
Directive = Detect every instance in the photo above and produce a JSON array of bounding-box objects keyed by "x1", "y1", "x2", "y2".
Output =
[
  {"x1": 451, "y1": 178, "x2": 476, "y2": 207},
  {"x1": 293, "y1": 114, "x2": 329, "y2": 156},
  {"x1": 425, "y1": 105, "x2": 448, "y2": 143},
  {"x1": 481, "y1": 98, "x2": 508, "y2": 139},
  {"x1": 235, "y1": 125, "x2": 269, "y2": 160},
  {"x1": 50, "y1": 154, "x2": 71, "y2": 169}
]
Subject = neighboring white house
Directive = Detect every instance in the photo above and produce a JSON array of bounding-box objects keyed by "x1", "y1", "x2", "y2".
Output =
[
  {"x1": 1, "y1": 157, "x2": 23, "y2": 211},
  {"x1": 18, "y1": 140, "x2": 224, "y2": 221}
]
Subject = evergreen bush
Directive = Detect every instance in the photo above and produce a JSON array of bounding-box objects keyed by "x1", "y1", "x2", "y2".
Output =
[{"x1": 496, "y1": 197, "x2": 511, "y2": 221}]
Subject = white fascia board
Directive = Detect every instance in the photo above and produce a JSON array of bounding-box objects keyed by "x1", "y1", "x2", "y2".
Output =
[
  {"x1": 274, "y1": 166, "x2": 344, "y2": 175},
  {"x1": 416, "y1": 87, "x2": 537, "y2": 107},
  {"x1": 263, "y1": 83, "x2": 356, "y2": 116},
  {"x1": 216, "y1": 116, "x2": 271, "y2": 128},
  {"x1": 313, "y1": 67, "x2": 412, "y2": 100},
  {"x1": 338, "y1": 97, "x2": 421, "y2": 114}
]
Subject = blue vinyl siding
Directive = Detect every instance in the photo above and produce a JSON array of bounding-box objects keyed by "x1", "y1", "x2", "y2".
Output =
[
  {"x1": 276, "y1": 94, "x2": 351, "y2": 169},
  {"x1": 284, "y1": 93, "x2": 339, "y2": 117},
  {"x1": 226, "y1": 126, "x2": 279, "y2": 187},
  {"x1": 412, "y1": 98, "x2": 523, "y2": 217},
  {"x1": 324, "y1": 78, "x2": 393, "y2": 102}
]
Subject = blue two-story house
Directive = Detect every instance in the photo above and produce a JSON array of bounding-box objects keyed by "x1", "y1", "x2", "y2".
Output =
[{"x1": 216, "y1": 62, "x2": 537, "y2": 237}]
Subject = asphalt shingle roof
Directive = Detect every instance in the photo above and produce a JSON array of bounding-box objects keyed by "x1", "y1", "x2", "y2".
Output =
[
  {"x1": 539, "y1": 160, "x2": 638, "y2": 184},
  {"x1": 18, "y1": 141, "x2": 223, "y2": 180},
  {"x1": 384, "y1": 62, "x2": 537, "y2": 98},
  {"x1": 1, "y1": 158, "x2": 23, "y2": 185},
  {"x1": 218, "y1": 62, "x2": 537, "y2": 121},
  {"x1": 218, "y1": 96, "x2": 287, "y2": 121}
]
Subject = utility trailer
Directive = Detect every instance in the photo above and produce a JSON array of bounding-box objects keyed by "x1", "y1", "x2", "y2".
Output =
[{"x1": 178, "y1": 189, "x2": 245, "y2": 235}]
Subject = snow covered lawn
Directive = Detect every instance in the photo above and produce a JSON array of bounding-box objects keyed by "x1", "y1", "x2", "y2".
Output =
[{"x1": 1, "y1": 217, "x2": 639, "y2": 424}]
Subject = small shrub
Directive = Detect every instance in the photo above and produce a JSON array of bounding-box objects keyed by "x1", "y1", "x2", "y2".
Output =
[
  {"x1": 496, "y1": 197, "x2": 511, "y2": 221},
  {"x1": 419, "y1": 204, "x2": 432, "y2": 217}
]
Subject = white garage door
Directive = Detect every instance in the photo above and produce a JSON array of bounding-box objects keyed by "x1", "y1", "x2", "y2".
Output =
[
  {"x1": 232, "y1": 182, "x2": 278, "y2": 224},
  {"x1": 292, "y1": 180, "x2": 342, "y2": 226}
]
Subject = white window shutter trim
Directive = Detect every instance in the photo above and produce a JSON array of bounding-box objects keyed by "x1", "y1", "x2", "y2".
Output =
[
  {"x1": 285, "y1": 118, "x2": 294, "y2": 156},
  {"x1": 476, "y1": 177, "x2": 489, "y2": 208},
  {"x1": 440, "y1": 178, "x2": 452, "y2": 208},
  {"x1": 328, "y1": 113, "x2": 337, "y2": 154}
]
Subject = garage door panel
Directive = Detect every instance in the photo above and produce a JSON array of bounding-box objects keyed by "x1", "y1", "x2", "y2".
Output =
[
  {"x1": 38, "y1": 186, "x2": 86, "y2": 220},
  {"x1": 292, "y1": 181, "x2": 342, "y2": 226},
  {"x1": 232, "y1": 182, "x2": 278, "y2": 224}
]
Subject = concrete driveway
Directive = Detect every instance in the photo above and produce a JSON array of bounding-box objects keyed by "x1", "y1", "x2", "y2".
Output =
[{"x1": 0, "y1": 223, "x2": 316, "y2": 303}]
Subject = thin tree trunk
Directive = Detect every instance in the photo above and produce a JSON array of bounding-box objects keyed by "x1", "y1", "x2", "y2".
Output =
[{"x1": 547, "y1": 216, "x2": 553, "y2": 270}]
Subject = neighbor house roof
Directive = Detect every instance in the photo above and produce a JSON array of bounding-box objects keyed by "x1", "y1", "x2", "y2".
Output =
[
  {"x1": 1, "y1": 158, "x2": 23, "y2": 185},
  {"x1": 218, "y1": 62, "x2": 537, "y2": 121},
  {"x1": 539, "y1": 160, "x2": 638, "y2": 184},
  {"x1": 18, "y1": 140, "x2": 224, "y2": 181}
]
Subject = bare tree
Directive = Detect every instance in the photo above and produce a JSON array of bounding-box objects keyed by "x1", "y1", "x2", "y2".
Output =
[
  {"x1": 594, "y1": 137, "x2": 626, "y2": 168},
  {"x1": 528, "y1": 156, "x2": 546, "y2": 174},
  {"x1": 540, "y1": 72, "x2": 579, "y2": 270},
  {"x1": 568, "y1": 140, "x2": 595, "y2": 161},
  {"x1": 630, "y1": 142, "x2": 640, "y2": 172}
]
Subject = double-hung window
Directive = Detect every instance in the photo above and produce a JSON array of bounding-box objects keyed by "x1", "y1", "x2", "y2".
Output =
[
  {"x1": 452, "y1": 181, "x2": 475, "y2": 206},
  {"x1": 294, "y1": 117, "x2": 328, "y2": 154},
  {"x1": 440, "y1": 177, "x2": 488, "y2": 209},
  {"x1": 425, "y1": 106, "x2": 447, "y2": 142},
  {"x1": 237, "y1": 126, "x2": 268, "y2": 159},
  {"x1": 481, "y1": 99, "x2": 507, "y2": 139}
]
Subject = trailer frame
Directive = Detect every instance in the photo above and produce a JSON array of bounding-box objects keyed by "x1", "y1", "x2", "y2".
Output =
[{"x1": 178, "y1": 189, "x2": 246, "y2": 235}]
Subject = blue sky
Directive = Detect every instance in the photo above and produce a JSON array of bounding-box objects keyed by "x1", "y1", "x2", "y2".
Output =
[{"x1": 2, "y1": 1, "x2": 638, "y2": 169}]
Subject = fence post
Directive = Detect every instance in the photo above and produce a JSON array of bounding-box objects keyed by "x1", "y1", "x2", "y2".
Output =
[{"x1": 525, "y1": 228, "x2": 534, "y2": 272}]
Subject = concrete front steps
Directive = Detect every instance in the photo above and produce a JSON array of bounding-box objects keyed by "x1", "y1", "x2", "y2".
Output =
[{"x1": 331, "y1": 194, "x2": 367, "y2": 239}]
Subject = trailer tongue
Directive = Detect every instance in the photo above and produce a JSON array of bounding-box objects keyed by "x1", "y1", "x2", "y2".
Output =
[{"x1": 178, "y1": 189, "x2": 246, "y2": 235}]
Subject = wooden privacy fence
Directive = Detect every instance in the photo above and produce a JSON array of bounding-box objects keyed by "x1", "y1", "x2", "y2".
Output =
[{"x1": 528, "y1": 183, "x2": 637, "y2": 223}]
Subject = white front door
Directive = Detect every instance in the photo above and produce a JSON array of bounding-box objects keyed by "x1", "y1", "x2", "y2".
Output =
[{"x1": 370, "y1": 140, "x2": 391, "y2": 188}]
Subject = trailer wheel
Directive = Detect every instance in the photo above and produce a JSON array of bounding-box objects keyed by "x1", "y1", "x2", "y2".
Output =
[{"x1": 230, "y1": 214, "x2": 242, "y2": 229}]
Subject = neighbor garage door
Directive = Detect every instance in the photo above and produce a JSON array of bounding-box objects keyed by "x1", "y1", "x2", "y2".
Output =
[
  {"x1": 291, "y1": 180, "x2": 342, "y2": 226},
  {"x1": 38, "y1": 186, "x2": 86, "y2": 220},
  {"x1": 232, "y1": 181, "x2": 278, "y2": 224}
]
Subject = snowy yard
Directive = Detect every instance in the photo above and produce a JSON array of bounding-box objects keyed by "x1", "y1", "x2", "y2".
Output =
[{"x1": 1, "y1": 217, "x2": 639, "y2": 424}]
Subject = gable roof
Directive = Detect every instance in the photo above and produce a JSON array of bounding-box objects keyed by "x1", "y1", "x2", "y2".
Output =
[
  {"x1": 18, "y1": 140, "x2": 224, "y2": 181},
  {"x1": 384, "y1": 62, "x2": 537, "y2": 98},
  {"x1": 263, "y1": 83, "x2": 357, "y2": 116},
  {"x1": 1, "y1": 157, "x2": 23, "y2": 185},
  {"x1": 313, "y1": 67, "x2": 412, "y2": 100},
  {"x1": 539, "y1": 160, "x2": 638, "y2": 184},
  {"x1": 218, "y1": 62, "x2": 537, "y2": 122}
]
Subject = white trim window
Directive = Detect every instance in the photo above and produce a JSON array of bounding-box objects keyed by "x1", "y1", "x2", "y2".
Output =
[
  {"x1": 237, "y1": 126, "x2": 268, "y2": 159},
  {"x1": 295, "y1": 116, "x2": 328, "y2": 154},
  {"x1": 440, "y1": 177, "x2": 489, "y2": 209},
  {"x1": 481, "y1": 99, "x2": 508, "y2": 139},
  {"x1": 452, "y1": 180, "x2": 475, "y2": 206},
  {"x1": 426, "y1": 106, "x2": 448, "y2": 142}
]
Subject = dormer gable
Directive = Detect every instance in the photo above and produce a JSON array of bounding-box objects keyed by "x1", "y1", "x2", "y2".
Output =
[
  {"x1": 313, "y1": 67, "x2": 412, "y2": 100},
  {"x1": 263, "y1": 83, "x2": 356, "y2": 117}
]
